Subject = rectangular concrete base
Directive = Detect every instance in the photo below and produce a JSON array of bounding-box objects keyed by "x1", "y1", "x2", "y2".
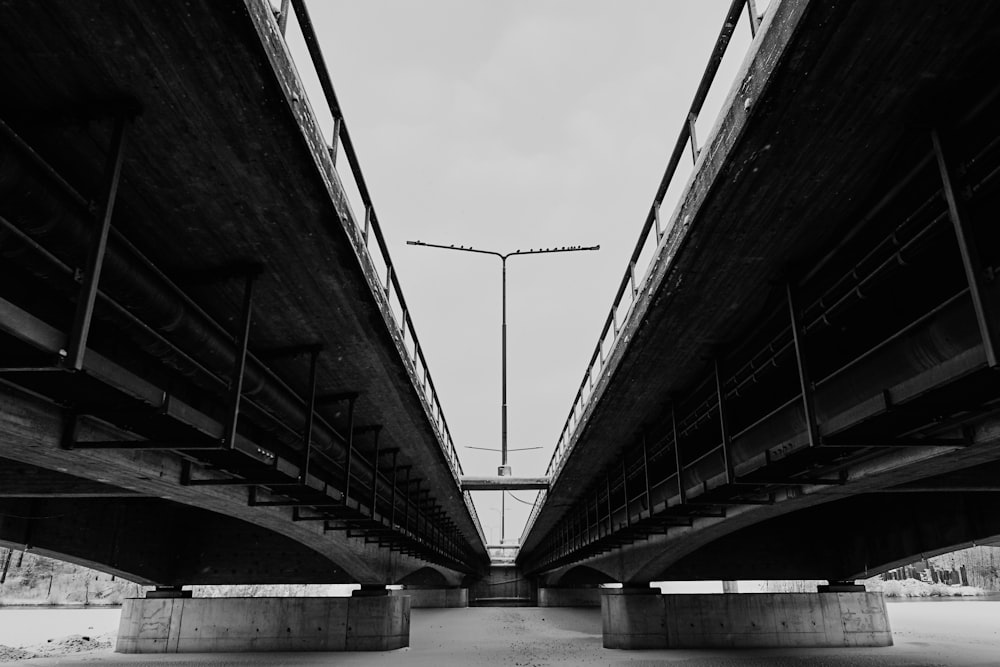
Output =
[
  {"x1": 116, "y1": 596, "x2": 410, "y2": 653},
  {"x1": 538, "y1": 587, "x2": 602, "y2": 607},
  {"x1": 390, "y1": 587, "x2": 468, "y2": 608},
  {"x1": 602, "y1": 591, "x2": 892, "y2": 649}
]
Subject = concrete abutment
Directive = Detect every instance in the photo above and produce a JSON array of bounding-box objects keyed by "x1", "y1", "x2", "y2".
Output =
[
  {"x1": 390, "y1": 586, "x2": 468, "y2": 608},
  {"x1": 601, "y1": 588, "x2": 892, "y2": 649},
  {"x1": 116, "y1": 593, "x2": 410, "y2": 653},
  {"x1": 538, "y1": 586, "x2": 602, "y2": 607}
]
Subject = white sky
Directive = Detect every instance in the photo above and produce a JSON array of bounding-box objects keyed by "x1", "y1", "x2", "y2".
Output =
[{"x1": 284, "y1": 0, "x2": 768, "y2": 545}]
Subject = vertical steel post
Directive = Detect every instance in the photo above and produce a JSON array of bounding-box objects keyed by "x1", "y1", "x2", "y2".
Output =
[
  {"x1": 653, "y1": 205, "x2": 662, "y2": 241},
  {"x1": 329, "y1": 117, "x2": 342, "y2": 165},
  {"x1": 0, "y1": 548, "x2": 11, "y2": 585},
  {"x1": 641, "y1": 433, "x2": 652, "y2": 517},
  {"x1": 501, "y1": 256, "x2": 508, "y2": 471},
  {"x1": 403, "y1": 467, "x2": 411, "y2": 534},
  {"x1": 343, "y1": 397, "x2": 356, "y2": 503},
  {"x1": 688, "y1": 113, "x2": 700, "y2": 163},
  {"x1": 605, "y1": 472, "x2": 613, "y2": 534},
  {"x1": 671, "y1": 403, "x2": 686, "y2": 504},
  {"x1": 370, "y1": 428, "x2": 381, "y2": 518},
  {"x1": 389, "y1": 453, "x2": 398, "y2": 527},
  {"x1": 413, "y1": 481, "x2": 423, "y2": 542},
  {"x1": 621, "y1": 458, "x2": 631, "y2": 528},
  {"x1": 301, "y1": 347, "x2": 320, "y2": 482},
  {"x1": 932, "y1": 129, "x2": 999, "y2": 368},
  {"x1": 67, "y1": 116, "x2": 128, "y2": 370},
  {"x1": 500, "y1": 490, "x2": 506, "y2": 543},
  {"x1": 223, "y1": 271, "x2": 257, "y2": 450},
  {"x1": 746, "y1": 0, "x2": 761, "y2": 37},
  {"x1": 277, "y1": 0, "x2": 291, "y2": 34},
  {"x1": 594, "y1": 492, "x2": 601, "y2": 539},
  {"x1": 714, "y1": 359, "x2": 734, "y2": 484},
  {"x1": 787, "y1": 281, "x2": 820, "y2": 447}
]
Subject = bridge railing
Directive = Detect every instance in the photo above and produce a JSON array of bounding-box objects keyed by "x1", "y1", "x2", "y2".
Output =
[
  {"x1": 266, "y1": 1, "x2": 469, "y2": 492},
  {"x1": 537, "y1": 0, "x2": 767, "y2": 496}
]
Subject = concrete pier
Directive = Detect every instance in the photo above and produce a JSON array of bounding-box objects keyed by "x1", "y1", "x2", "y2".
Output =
[
  {"x1": 601, "y1": 590, "x2": 892, "y2": 649},
  {"x1": 538, "y1": 586, "x2": 602, "y2": 607},
  {"x1": 391, "y1": 586, "x2": 469, "y2": 608},
  {"x1": 116, "y1": 595, "x2": 410, "y2": 653}
]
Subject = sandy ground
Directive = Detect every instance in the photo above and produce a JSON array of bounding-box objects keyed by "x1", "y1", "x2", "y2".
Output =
[{"x1": 1, "y1": 600, "x2": 999, "y2": 666}]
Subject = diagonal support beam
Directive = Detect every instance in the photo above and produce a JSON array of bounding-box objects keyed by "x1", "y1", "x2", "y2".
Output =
[
  {"x1": 787, "y1": 280, "x2": 820, "y2": 448},
  {"x1": 714, "y1": 359, "x2": 735, "y2": 485},
  {"x1": 66, "y1": 115, "x2": 128, "y2": 370},
  {"x1": 301, "y1": 346, "x2": 321, "y2": 482},
  {"x1": 223, "y1": 269, "x2": 260, "y2": 450},
  {"x1": 932, "y1": 128, "x2": 1000, "y2": 367}
]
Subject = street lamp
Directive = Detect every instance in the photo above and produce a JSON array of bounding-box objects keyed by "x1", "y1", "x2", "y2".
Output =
[{"x1": 406, "y1": 240, "x2": 599, "y2": 541}]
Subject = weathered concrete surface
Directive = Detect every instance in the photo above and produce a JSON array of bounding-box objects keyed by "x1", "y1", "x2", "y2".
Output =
[
  {"x1": 116, "y1": 596, "x2": 410, "y2": 653},
  {"x1": 390, "y1": 587, "x2": 468, "y2": 608},
  {"x1": 601, "y1": 590, "x2": 892, "y2": 649},
  {"x1": 518, "y1": 0, "x2": 1000, "y2": 585},
  {"x1": 538, "y1": 587, "x2": 602, "y2": 607},
  {"x1": 0, "y1": 402, "x2": 469, "y2": 587},
  {"x1": 0, "y1": 0, "x2": 487, "y2": 584},
  {"x1": 9, "y1": 604, "x2": 1000, "y2": 665}
]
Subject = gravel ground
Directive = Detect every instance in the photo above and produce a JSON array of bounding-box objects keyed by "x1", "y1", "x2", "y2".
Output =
[
  {"x1": 2, "y1": 600, "x2": 999, "y2": 666},
  {"x1": 0, "y1": 634, "x2": 113, "y2": 663}
]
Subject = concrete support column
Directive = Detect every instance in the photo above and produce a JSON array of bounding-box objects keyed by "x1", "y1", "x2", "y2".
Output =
[
  {"x1": 390, "y1": 586, "x2": 469, "y2": 608},
  {"x1": 601, "y1": 587, "x2": 892, "y2": 649},
  {"x1": 116, "y1": 594, "x2": 410, "y2": 653},
  {"x1": 601, "y1": 586, "x2": 666, "y2": 649},
  {"x1": 538, "y1": 586, "x2": 602, "y2": 607}
]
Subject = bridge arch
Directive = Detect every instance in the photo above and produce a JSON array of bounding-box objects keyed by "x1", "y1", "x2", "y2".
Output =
[
  {"x1": 0, "y1": 495, "x2": 356, "y2": 586},
  {"x1": 396, "y1": 565, "x2": 464, "y2": 588},
  {"x1": 622, "y1": 489, "x2": 1000, "y2": 584},
  {"x1": 537, "y1": 563, "x2": 616, "y2": 588}
]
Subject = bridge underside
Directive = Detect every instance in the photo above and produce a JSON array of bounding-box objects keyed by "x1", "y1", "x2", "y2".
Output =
[
  {"x1": 0, "y1": 459, "x2": 357, "y2": 585},
  {"x1": 520, "y1": 0, "x2": 1000, "y2": 583},
  {"x1": 0, "y1": 0, "x2": 486, "y2": 586}
]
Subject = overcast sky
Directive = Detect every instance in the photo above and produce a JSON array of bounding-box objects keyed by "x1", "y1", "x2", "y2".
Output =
[{"x1": 285, "y1": 0, "x2": 768, "y2": 545}]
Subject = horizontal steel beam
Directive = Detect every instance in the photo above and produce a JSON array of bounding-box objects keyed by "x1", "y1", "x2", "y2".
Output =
[{"x1": 460, "y1": 476, "x2": 550, "y2": 491}]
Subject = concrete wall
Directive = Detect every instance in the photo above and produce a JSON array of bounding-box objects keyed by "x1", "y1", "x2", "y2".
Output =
[
  {"x1": 602, "y1": 591, "x2": 892, "y2": 649},
  {"x1": 469, "y1": 566, "x2": 535, "y2": 606},
  {"x1": 116, "y1": 596, "x2": 410, "y2": 653},
  {"x1": 538, "y1": 587, "x2": 602, "y2": 607},
  {"x1": 391, "y1": 587, "x2": 468, "y2": 608}
]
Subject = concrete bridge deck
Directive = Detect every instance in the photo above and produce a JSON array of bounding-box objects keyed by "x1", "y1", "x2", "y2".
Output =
[
  {"x1": 519, "y1": 0, "x2": 1000, "y2": 586},
  {"x1": 0, "y1": 0, "x2": 487, "y2": 589}
]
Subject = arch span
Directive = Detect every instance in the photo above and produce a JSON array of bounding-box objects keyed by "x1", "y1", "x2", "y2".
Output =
[
  {"x1": 396, "y1": 565, "x2": 463, "y2": 588},
  {"x1": 0, "y1": 496, "x2": 354, "y2": 586},
  {"x1": 542, "y1": 564, "x2": 616, "y2": 588},
  {"x1": 626, "y1": 490, "x2": 1000, "y2": 584}
]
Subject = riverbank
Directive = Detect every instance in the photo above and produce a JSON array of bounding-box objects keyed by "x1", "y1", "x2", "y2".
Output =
[{"x1": 3, "y1": 600, "x2": 999, "y2": 665}]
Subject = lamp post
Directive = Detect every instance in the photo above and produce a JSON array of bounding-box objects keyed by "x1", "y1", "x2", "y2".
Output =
[{"x1": 407, "y1": 240, "x2": 599, "y2": 541}]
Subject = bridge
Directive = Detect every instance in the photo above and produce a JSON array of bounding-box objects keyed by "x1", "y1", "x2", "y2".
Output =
[
  {"x1": 516, "y1": 0, "x2": 1000, "y2": 649},
  {"x1": 1, "y1": 0, "x2": 998, "y2": 655},
  {"x1": 0, "y1": 0, "x2": 489, "y2": 651}
]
